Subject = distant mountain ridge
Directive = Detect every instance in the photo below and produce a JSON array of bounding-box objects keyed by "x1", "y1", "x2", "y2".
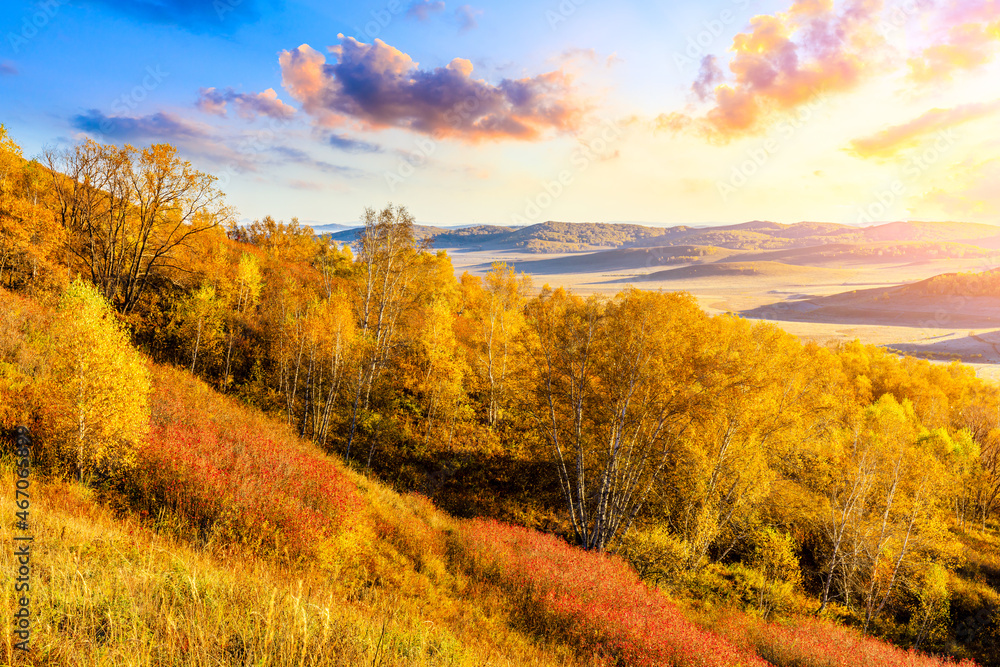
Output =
[{"x1": 322, "y1": 220, "x2": 1000, "y2": 255}]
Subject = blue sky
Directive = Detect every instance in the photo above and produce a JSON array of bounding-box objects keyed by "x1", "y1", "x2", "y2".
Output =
[{"x1": 2, "y1": 0, "x2": 999, "y2": 227}]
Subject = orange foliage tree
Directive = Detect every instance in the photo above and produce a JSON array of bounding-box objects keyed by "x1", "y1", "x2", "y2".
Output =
[{"x1": 46, "y1": 140, "x2": 231, "y2": 314}]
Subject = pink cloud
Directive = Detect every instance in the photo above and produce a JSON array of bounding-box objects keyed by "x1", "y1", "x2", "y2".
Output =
[
  {"x1": 407, "y1": 0, "x2": 445, "y2": 21},
  {"x1": 196, "y1": 87, "x2": 296, "y2": 121},
  {"x1": 663, "y1": 0, "x2": 888, "y2": 142},
  {"x1": 906, "y1": 1, "x2": 1000, "y2": 84},
  {"x1": 278, "y1": 36, "x2": 586, "y2": 142},
  {"x1": 848, "y1": 98, "x2": 1000, "y2": 158}
]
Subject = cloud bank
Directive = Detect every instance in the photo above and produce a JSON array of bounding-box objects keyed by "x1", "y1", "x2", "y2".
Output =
[
  {"x1": 72, "y1": 110, "x2": 210, "y2": 141},
  {"x1": 278, "y1": 36, "x2": 585, "y2": 142},
  {"x1": 906, "y1": 1, "x2": 1000, "y2": 84}
]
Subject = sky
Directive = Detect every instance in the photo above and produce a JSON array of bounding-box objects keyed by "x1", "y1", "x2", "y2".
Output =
[{"x1": 1, "y1": 0, "x2": 999, "y2": 227}]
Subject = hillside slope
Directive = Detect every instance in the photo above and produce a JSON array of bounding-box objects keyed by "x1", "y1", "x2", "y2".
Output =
[
  {"x1": 4, "y1": 362, "x2": 768, "y2": 666},
  {"x1": 640, "y1": 261, "x2": 820, "y2": 280},
  {"x1": 0, "y1": 335, "x2": 980, "y2": 666},
  {"x1": 743, "y1": 268, "x2": 1000, "y2": 329}
]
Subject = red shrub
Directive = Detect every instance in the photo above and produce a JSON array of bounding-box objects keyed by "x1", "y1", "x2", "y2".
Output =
[
  {"x1": 711, "y1": 613, "x2": 979, "y2": 667},
  {"x1": 459, "y1": 519, "x2": 773, "y2": 667},
  {"x1": 125, "y1": 366, "x2": 362, "y2": 562}
]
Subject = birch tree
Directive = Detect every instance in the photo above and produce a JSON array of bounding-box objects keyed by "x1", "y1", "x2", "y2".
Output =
[
  {"x1": 463, "y1": 262, "x2": 531, "y2": 428},
  {"x1": 345, "y1": 204, "x2": 420, "y2": 459},
  {"x1": 528, "y1": 287, "x2": 707, "y2": 552},
  {"x1": 46, "y1": 278, "x2": 150, "y2": 481}
]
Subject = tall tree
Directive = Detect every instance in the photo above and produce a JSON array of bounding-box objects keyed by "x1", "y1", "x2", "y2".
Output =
[
  {"x1": 345, "y1": 203, "x2": 420, "y2": 459},
  {"x1": 46, "y1": 140, "x2": 230, "y2": 314},
  {"x1": 0, "y1": 125, "x2": 64, "y2": 290},
  {"x1": 46, "y1": 278, "x2": 150, "y2": 481},
  {"x1": 670, "y1": 318, "x2": 813, "y2": 569},
  {"x1": 174, "y1": 282, "x2": 223, "y2": 375},
  {"x1": 528, "y1": 287, "x2": 708, "y2": 552},
  {"x1": 462, "y1": 262, "x2": 532, "y2": 427},
  {"x1": 220, "y1": 251, "x2": 263, "y2": 390},
  {"x1": 412, "y1": 294, "x2": 467, "y2": 447}
]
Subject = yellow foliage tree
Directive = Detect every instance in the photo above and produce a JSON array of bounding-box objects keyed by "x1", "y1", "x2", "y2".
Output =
[
  {"x1": 0, "y1": 124, "x2": 65, "y2": 291},
  {"x1": 46, "y1": 278, "x2": 150, "y2": 481},
  {"x1": 751, "y1": 527, "x2": 802, "y2": 618},
  {"x1": 527, "y1": 287, "x2": 710, "y2": 552},
  {"x1": 46, "y1": 140, "x2": 231, "y2": 314},
  {"x1": 175, "y1": 282, "x2": 223, "y2": 374},
  {"x1": 461, "y1": 262, "x2": 531, "y2": 428},
  {"x1": 220, "y1": 251, "x2": 263, "y2": 389},
  {"x1": 413, "y1": 294, "x2": 468, "y2": 446}
]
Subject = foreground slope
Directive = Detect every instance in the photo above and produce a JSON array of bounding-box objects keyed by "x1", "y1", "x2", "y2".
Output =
[
  {"x1": 0, "y1": 353, "x2": 981, "y2": 667},
  {"x1": 1, "y1": 362, "x2": 767, "y2": 666}
]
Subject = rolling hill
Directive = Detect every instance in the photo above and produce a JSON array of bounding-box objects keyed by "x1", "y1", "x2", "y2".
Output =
[
  {"x1": 639, "y1": 261, "x2": 820, "y2": 280},
  {"x1": 326, "y1": 220, "x2": 1000, "y2": 262},
  {"x1": 742, "y1": 267, "x2": 1000, "y2": 328},
  {"x1": 723, "y1": 242, "x2": 993, "y2": 266},
  {"x1": 501, "y1": 245, "x2": 731, "y2": 274}
]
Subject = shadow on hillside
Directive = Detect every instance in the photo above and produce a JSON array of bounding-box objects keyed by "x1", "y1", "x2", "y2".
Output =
[
  {"x1": 742, "y1": 297, "x2": 1000, "y2": 330},
  {"x1": 884, "y1": 333, "x2": 1000, "y2": 364}
]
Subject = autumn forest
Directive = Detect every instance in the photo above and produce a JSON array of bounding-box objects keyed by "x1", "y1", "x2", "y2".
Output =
[{"x1": 3, "y1": 125, "x2": 1000, "y2": 666}]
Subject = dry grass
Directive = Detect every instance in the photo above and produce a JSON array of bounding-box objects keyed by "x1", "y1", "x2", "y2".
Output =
[
  {"x1": 0, "y1": 459, "x2": 595, "y2": 666},
  {"x1": 0, "y1": 364, "x2": 590, "y2": 666}
]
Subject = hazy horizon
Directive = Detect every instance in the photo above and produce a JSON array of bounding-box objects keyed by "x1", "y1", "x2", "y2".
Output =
[{"x1": 3, "y1": 1, "x2": 999, "y2": 227}]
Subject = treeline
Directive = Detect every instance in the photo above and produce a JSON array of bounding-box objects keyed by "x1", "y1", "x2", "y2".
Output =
[
  {"x1": 914, "y1": 269, "x2": 1000, "y2": 297},
  {"x1": 3, "y1": 126, "x2": 1000, "y2": 657}
]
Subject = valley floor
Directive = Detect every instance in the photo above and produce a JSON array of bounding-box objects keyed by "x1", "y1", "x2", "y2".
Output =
[{"x1": 446, "y1": 249, "x2": 1000, "y2": 381}]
